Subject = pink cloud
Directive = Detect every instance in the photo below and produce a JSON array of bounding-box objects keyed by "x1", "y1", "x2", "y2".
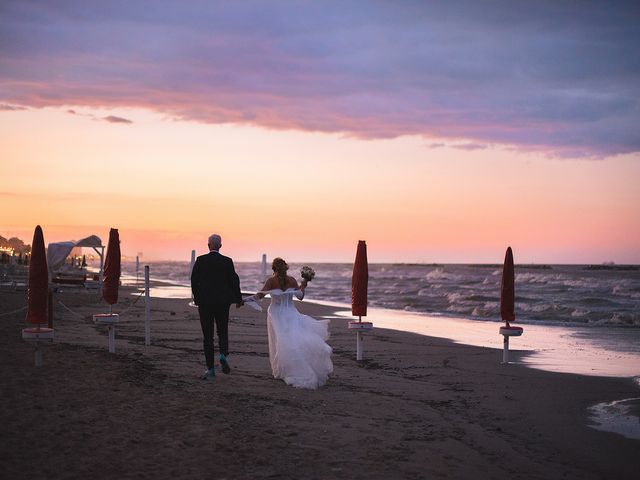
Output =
[
  {"x1": 0, "y1": 104, "x2": 27, "y2": 111},
  {"x1": 102, "y1": 115, "x2": 132, "y2": 124},
  {"x1": 453, "y1": 143, "x2": 489, "y2": 151},
  {"x1": 0, "y1": 1, "x2": 638, "y2": 158}
]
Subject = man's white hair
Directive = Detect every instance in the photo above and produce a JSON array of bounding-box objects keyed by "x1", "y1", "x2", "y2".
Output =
[{"x1": 208, "y1": 234, "x2": 222, "y2": 250}]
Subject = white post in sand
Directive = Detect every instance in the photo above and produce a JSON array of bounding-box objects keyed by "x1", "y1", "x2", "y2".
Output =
[
  {"x1": 348, "y1": 317, "x2": 374, "y2": 361},
  {"x1": 107, "y1": 304, "x2": 115, "y2": 353},
  {"x1": 108, "y1": 325, "x2": 116, "y2": 353},
  {"x1": 503, "y1": 335, "x2": 510, "y2": 363},
  {"x1": 188, "y1": 250, "x2": 197, "y2": 307},
  {"x1": 499, "y1": 326, "x2": 523, "y2": 364},
  {"x1": 144, "y1": 265, "x2": 151, "y2": 346},
  {"x1": 22, "y1": 327, "x2": 55, "y2": 367},
  {"x1": 93, "y1": 313, "x2": 119, "y2": 352}
]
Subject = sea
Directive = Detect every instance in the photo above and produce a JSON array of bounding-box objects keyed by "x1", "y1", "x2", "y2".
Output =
[
  {"x1": 121, "y1": 260, "x2": 640, "y2": 375},
  {"x1": 122, "y1": 261, "x2": 640, "y2": 328},
  {"x1": 122, "y1": 260, "x2": 640, "y2": 439}
]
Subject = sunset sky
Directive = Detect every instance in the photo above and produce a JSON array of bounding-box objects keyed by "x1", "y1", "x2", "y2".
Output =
[{"x1": 1, "y1": 1, "x2": 639, "y2": 263}]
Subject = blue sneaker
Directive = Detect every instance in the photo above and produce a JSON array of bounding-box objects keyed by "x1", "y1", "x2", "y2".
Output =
[
  {"x1": 201, "y1": 367, "x2": 215, "y2": 379},
  {"x1": 219, "y1": 354, "x2": 231, "y2": 374}
]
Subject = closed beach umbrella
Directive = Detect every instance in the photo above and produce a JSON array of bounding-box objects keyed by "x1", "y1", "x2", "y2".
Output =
[
  {"x1": 102, "y1": 228, "x2": 121, "y2": 305},
  {"x1": 25, "y1": 225, "x2": 48, "y2": 325},
  {"x1": 352, "y1": 240, "x2": 368, "y2": 318},
  {"x1": 500, "y1": 246, "x2": 516, "y2": 326}
]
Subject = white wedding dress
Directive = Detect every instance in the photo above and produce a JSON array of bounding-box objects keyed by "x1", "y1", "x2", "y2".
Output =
[{"x1": 264, "y1": 288, "x2": 333, "y2": 389}]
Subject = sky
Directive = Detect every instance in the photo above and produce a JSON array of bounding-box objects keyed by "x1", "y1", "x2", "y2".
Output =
[{"x1": 1, "y1": 1, "x2": 639, "y2": 264}]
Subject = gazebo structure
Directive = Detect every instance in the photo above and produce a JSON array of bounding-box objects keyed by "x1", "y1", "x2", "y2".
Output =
[{"x1": 47, "y1": 235, "x2": 104, "y2": 286}]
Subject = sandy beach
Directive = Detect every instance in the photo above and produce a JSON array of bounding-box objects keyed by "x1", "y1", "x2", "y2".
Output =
[{"x1": 1, "y1": 285, "x2": 639, "y2": 480}]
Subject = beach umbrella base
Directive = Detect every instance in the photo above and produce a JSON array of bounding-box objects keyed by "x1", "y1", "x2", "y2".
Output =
[
  {"x1": 94, "y1": 314, "x2": 120, "y2": 353},
  {"x1": 499, "y1": 326, "x2": 523, "y2": 364},
  {"x1": 348, "y1": 320, "x2": 374, "y2": 361},
  {"x1": 22, "y1": 327, "x2": 55, "y2": 367}
]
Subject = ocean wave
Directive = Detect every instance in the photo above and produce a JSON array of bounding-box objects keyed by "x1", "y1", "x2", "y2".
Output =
[
  {"x1": 612, "y1": 283, "x2": 639, "y2": 298},
  {"x1": 136, "y1": 261, "x2": 640, "y2": 329},
  {"x1": 446, "y1": 292, "x2": 464, "y2": 303},
  {"x1": 471, "y1": 305, "x2": 493, "y2": 317},
  {"x1": 467, "y1": 294, "x2": 499, "y2": 302},
  {"x1": 518, "y1": 302, "x2": 559, "y2": 313},
  {"x1": 449, "y1": 305, "x2": 474, "y2": 315},
  {"x1": 589, "y1": 313, "x2": 640, "y2": 327},
  {"x1": 564, "y1": 279, "x2": 596, "y2": 288},
  {"x1": 425, "y1": 268, "x2": 463, "y2": 281},
  {"x1": 515, "y1": 272, "x2": 565, "y2": 284},
  {"x1": 581, "y1": 297, "x2": 620, "y2": 307}
]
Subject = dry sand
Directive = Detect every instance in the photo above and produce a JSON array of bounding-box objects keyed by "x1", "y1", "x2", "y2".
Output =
[{"x1": 1, "y1": 286, "x2": 638, "y2": 479}]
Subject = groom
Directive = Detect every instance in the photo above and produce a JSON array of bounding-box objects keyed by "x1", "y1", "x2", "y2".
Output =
[{"x1": 191, "y1": 233, "x2": 243, "y2": 379}]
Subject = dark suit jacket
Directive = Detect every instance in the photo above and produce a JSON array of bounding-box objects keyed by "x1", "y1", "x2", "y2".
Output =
[{"x1": 190, "y1": 251, "x2": 242, "y2": 306}]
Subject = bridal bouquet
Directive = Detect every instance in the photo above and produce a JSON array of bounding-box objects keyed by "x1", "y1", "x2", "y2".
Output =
[{"x1": 301, "y1": 265, "x2": 316, "y2": 282}]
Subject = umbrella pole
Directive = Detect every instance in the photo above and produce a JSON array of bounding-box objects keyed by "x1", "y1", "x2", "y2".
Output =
[
  {"x1": 502, "y1": 335, "x2": 509, "y2": 364},
  {"x1": 144, "y1": 265, "x2": 151, "y2": 346},
  {"x1": 356, "y1": 316, "x2": 363, "y2": 361},
  {"x1": 108, "y1": 305, "x2": 115, "y2": 353}
]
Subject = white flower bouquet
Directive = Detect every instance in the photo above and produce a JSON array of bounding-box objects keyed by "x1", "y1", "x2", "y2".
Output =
[{"x1": 301, "y1": 265, "x2": 316, "y2": 282}]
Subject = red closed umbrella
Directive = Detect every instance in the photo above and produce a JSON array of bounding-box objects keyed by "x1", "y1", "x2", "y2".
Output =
[
  {"x1": 352, "y1": 240, "x2": 368, "y2": 318},
  {"x1": 102, "y1": 228, "x2": 121, "y2": 305},
  {"x1": 500, "y1": 246, "x2": 515, "y2": 327},
  {"x1": 25, "y1": 225, "x2": 48, "y2": 325},
  {"x1": 23, "y1": 225, "x2": 54, "y2": 366}
]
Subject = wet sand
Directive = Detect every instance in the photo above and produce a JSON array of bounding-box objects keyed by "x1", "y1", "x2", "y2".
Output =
[{"x1": 1, "y1": 286, "x2": 639, "y2": 479}]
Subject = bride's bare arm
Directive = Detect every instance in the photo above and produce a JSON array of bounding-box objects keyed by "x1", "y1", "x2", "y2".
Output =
[
  {"x1": 256, "y1": 277, "x2": 275, "y2": 299},
  {"x1": 291, "y1": 276, "x2": 307, "y2": 300}
]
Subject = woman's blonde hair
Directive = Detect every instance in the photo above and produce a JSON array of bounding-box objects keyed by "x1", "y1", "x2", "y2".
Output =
[
  {"x1": 272, "y1": 257, "x2": 289, "y2": 289},
  {"x1": 272, "y1": 257, "x2": 288, "y2": 276}
]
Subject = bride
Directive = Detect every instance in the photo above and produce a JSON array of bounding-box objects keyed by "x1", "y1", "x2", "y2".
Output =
[{"x1": 252, "y1": 258, "x2": 333, "y2": 389}]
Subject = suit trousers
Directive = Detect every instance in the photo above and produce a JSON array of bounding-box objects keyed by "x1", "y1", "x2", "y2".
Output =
[{"x1": 198, "y1": 303, "x2": 230, "y2": 369}]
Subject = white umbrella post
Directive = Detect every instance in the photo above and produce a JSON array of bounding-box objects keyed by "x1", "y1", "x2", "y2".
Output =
[
  {"x1": 348, "y1": 317, "x2": 373, "y2": 361},
  {"x1": 93, "y1": 310, "x2": 119, "y2": 353},
  {"x1": 188, "y1": 251, "x2": 197, "y2": 308},
  {"x1": 107, "y1": 319, "x2": 116, "y2": 353},
  {"x1": 144, "y1": 265, "x2": 151, "y2": 346},
  {"x1": 22, "y1": 327, "x2": 54, "y2": 367},
  {"x1": 499, "y1": 325, "x2": 523, "y2": 364}
]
